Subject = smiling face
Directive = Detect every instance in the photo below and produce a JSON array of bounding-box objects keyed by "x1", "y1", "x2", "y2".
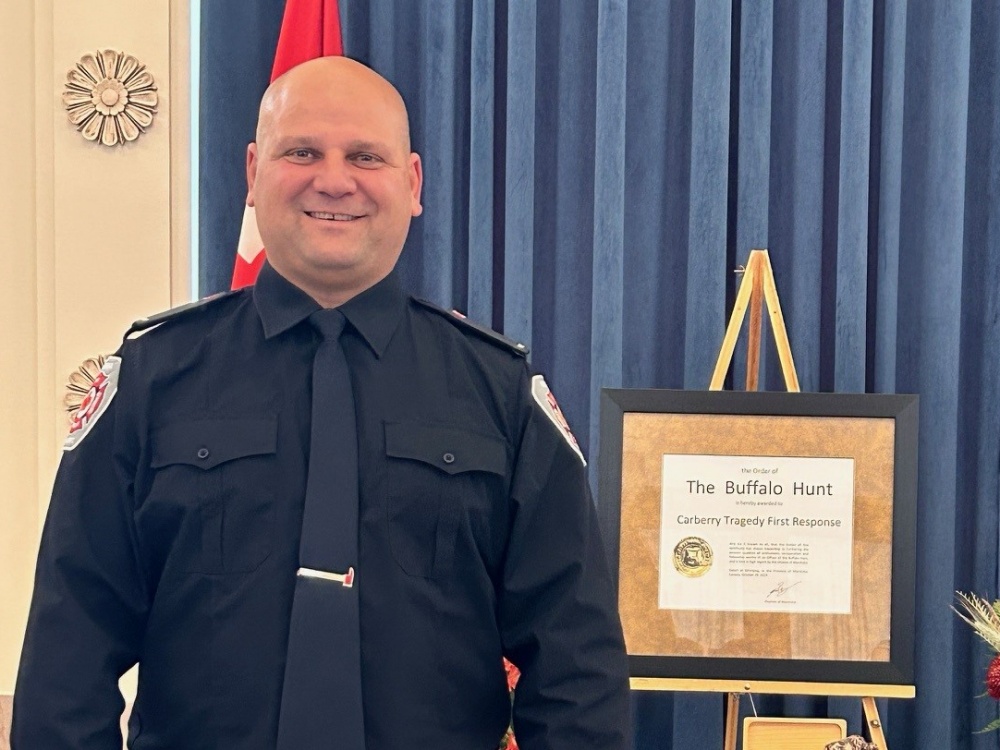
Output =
[{"x1": 246, "y1": 58, "x2": 423, "y2": 307}]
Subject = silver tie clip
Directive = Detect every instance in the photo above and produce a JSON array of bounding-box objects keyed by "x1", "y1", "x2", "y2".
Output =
[{"x1": 297, "y1": 566, "x2": 355, "y2": 588}]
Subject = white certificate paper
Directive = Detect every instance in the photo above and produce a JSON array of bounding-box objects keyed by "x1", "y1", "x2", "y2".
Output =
[{"x1": 658, "y1": 454, "x2": 855, "y2": 614}]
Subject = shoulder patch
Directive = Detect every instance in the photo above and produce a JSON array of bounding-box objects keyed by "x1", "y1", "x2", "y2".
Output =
[
  {"x1": 63, "y1": 355, "x2": 121, "y2": 451},
  {"x1": 531, "y1": 375, "x2": 586, "y2": 465},
  {"x1": 124, "y1": 289, "x2": 242, "y2": 341},
  {"x1": 413, "y1": 298, "x2": 529, "y2": 357}
]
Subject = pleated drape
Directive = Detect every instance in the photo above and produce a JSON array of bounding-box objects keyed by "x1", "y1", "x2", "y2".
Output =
[
  {"x1": 198, "y1": 0, "x2": 285, "y2": 294},
  {"x1": 200, "y1": 1, "x2": 1000, "y2": 746}
]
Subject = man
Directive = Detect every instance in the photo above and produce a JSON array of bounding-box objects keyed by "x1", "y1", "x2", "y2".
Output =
[{"x1": 14, "y1": 57, "x2": 630, "y2": 749}]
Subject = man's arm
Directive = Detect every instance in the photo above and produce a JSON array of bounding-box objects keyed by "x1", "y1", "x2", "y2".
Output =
[
  {"x1": 13, "y1": 353, "x2": 148, "y2": 749},
  {"x1": 499, "y1": 372, "x2": 631, "y2": 749}
]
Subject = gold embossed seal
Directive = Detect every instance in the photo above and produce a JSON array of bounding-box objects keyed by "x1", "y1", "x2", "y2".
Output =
[{"x1": 672, "y1": 536, "x2": 713, "y2": 578}]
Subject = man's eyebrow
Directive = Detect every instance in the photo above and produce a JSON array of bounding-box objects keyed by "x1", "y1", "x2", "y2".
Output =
[
  {"x1": 344, "y1": 140, "x2": 390, "y2": 153},
  {"x1": 268, "y1": 137, "x2": 393, "y2": 154},
  {"x1": 270, "y1": 135, "x2": 322, "y2": 151}
]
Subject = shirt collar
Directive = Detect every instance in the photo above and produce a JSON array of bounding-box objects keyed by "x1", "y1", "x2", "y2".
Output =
[
  {"x1": 338, "y1": 270, "x2": 407, "y2": 358},
  {"x1": 253, "y1": 261, "x2": 406, "y2": 358},
  {"x1": 253, "y1": 261, "x2": 320, "y2": 339}
]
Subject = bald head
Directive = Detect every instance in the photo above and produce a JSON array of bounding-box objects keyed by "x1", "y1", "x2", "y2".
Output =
[
  {"x1": 256, "y1": 57, "x2": 412, "y2": 153},
  {"x1": 245, "y1": 56, "x2": 423, "y2": 308}
]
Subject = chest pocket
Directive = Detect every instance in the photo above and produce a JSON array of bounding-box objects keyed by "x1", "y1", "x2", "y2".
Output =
[
  {"x1": 150, "y1": 417, "x2": 277, "y2": 575},
  {"x1": 384, "y1": 421, "x2": 507, "y2": 578}
]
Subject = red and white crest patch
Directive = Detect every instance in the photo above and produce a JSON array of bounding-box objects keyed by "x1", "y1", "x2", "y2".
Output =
[
  {"x1": 531, "y1": 375, "x2": 586, "y2": 465},
  {"x1": 63, "y1": 356, "x2": 121, "y2": 451}
]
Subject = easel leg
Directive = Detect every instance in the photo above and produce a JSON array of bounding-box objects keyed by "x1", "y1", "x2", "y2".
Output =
[
  {"x1": 745, "y1": 264, "x2": 764, "y2": 391},
  {"x1": 709, "y1": 254, "x2": 761, "y2": 390},
  {"x1": 861, "y1": 697, "x2": 887, "y2": 749},
  {"x1": 723, "y1": 692, "x2": 740, "y2": 750}
]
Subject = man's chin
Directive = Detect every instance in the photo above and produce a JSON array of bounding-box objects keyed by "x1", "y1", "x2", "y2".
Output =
[
  {"x1": 298, "y1": 247, "x2": 369, "y2": 272},
  {"x1": 292, "y1": 260, "x2": 395, "y2": 299}
]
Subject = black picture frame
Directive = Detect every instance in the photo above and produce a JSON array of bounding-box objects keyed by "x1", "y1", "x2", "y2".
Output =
[{"x1": 597, "y1": 388, "x2": 918, "y2": 687}]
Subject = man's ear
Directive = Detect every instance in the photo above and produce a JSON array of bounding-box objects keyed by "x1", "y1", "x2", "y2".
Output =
[
  {"x1": 245, "y1": 143, "x2": 259, "y2": 207},
  {"x1": 409, "y1": 153, "x2": 423, "y2": 217}
]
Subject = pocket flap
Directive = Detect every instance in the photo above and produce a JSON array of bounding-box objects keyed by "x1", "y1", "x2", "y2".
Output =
[
  {"x1": 151, "y1": 417, "x2": 278, "y2": 470},
  {"x1": 384, "y1": 421, "x2": 506, "y2": 476}
]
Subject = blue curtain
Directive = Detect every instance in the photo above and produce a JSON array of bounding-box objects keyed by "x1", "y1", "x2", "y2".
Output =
[
  {"x1": 200, "y1": 1, "x2": 1000, "y2": 746},
  {"x1": 199, "y1": 0, "x2": 286, "y2": 293}
]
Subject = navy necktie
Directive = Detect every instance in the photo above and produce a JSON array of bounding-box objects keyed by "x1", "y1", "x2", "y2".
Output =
[{"x1": 277, "y1": 309, "x2": 365, "y2": 749}]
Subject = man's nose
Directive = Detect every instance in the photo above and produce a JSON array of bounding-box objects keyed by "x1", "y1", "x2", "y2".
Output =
[{"x1": 313, "y1": 157, "x2": 356, "y2": 196}]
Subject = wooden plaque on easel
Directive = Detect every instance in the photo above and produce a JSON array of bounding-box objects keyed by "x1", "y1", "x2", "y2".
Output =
[{"x1": 597, "y1": 250, "x2": 917, "y2": 750}]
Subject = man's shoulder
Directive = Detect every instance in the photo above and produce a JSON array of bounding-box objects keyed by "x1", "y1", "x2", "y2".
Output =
[
  {"x1": 410, "y1": 298, "x2": 529, "y2": 359},
  {"x1": 123, "y1": 288, "x2": 248, "y2": 343}
]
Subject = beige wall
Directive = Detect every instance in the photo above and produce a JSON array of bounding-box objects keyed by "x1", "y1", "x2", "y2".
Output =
[{"x1": 0, "y1": 0, "x2": 190, "y2": 694}]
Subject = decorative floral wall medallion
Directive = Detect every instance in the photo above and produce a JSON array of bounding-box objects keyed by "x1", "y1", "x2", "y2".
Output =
[{"x1": 63, "y1": 50, "x2": 158, "y2": 147}]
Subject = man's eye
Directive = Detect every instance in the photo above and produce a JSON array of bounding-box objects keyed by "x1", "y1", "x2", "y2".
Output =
[
  {"x1": 287, "y1": 149, "x2": 315, "y2": 160},
  {"x1": 353, "y1": 153, "x2": 383, "y2": 166}
]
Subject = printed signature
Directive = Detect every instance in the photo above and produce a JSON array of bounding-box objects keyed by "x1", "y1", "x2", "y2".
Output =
[{"x1": 765, "y1": 580, "x2": 802, "y2": 601}]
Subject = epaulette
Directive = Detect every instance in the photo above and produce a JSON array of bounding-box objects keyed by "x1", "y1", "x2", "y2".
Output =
[
  {"x1": 123, "y1": 289, "x2": 242, "y2": 341},
  {"x1": 413, "y1": 298, "x2": 529, "y2": 357}
]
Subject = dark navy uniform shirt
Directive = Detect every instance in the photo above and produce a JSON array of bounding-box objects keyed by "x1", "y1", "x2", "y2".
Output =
[{"x1": 13, "y1": 263, "x2": 630, "y2": 749}]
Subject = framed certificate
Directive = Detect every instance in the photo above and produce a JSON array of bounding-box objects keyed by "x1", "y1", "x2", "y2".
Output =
[{"x1": 597, "y1": 389, "x2": 918, "y2": 689}]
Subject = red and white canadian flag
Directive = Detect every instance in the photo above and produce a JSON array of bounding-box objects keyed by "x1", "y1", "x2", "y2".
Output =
[{"x1": 231, "y1": 0, "x2": 344, "y2": 289}]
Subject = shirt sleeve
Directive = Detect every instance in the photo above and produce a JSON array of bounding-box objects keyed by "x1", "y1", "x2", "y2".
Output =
[
  {"x1": 12, "y1": 348, "x2": 149, "y2": 749},
  {"x1": 500, "y1": 367, "x2": 631, "y2": 749}
]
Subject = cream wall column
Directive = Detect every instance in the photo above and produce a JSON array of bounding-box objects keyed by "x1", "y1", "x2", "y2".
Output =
[
  {"x1": 0, "y1": 0, "x2": 190, "y2": 696},
  {"x1": 1, "y1": 0, "x2": 43, "y2": 701}
]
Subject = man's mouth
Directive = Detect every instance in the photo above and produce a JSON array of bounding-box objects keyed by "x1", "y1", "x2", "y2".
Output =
[{"x1": 305, "y1": 211, "x2": 362, "y2": 221}]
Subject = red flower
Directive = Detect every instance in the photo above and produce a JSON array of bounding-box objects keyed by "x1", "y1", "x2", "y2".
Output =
[
  {"x1": 499, "y1": 658, "x2": 521, "y2": 749},
  {"x1": 504, "y1": 658, "x2": 521, "y2": 692},
  {"x1": 987, "y1": 654, "x2": 1000, "y2": 700}
]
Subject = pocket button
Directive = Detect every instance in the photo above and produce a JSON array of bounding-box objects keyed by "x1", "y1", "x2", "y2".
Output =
[
  {"x1": 442, "y1": 452, "x2": 455, "y2": 465},
  {"x1": 196, "y1": 447, "x2": 210, "y2": 460}
]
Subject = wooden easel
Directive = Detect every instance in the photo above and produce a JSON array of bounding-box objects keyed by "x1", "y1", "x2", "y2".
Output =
[
  {"x1": 709, "y1": 249, "x2": 798, "y2": 393},
  {"x1": 708, "y1": 249, "x2": 898, "y2": 750}
]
